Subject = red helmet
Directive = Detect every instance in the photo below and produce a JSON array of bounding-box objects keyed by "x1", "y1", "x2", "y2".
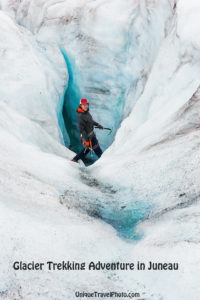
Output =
[{"x1": 80, "y1": 98, "x2": 88, "y2": 105}]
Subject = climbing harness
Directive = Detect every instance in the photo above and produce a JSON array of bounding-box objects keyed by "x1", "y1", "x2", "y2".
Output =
[
  {"x1": 81, "y1": 126, "x2": 112, "y2": 156},
  {"x1": 88, "y1": 130, "x2": 96, "y2": 137},
  {"x1": 83, "y1": 138, "x2": 94, "y2": 156},
  {"x1": 89, "y1": 139, "x2": 93, "y2": 153}
]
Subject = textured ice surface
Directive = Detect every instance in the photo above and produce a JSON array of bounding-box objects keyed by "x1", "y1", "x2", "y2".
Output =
[
  {"x1": 0, "y1": 0, "x2": 175, "y2": 151},
  {"x1": 0, "y1": 1, "x2": 200, "y2": 299}
]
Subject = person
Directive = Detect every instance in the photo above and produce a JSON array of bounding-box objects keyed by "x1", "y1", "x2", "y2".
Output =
[{"x1": 71, "y1": 98, "x2": 104, "y2": 163}]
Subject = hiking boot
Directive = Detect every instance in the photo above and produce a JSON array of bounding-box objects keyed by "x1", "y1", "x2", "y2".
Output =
[{"x1": 71, "y1": 159, "x2": 78, "y2": 163}]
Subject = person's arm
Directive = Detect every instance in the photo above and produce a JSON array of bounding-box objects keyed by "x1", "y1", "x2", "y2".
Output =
[
  {"x1": 93, "y1": 120, "x2": 100, "y2": 126},
  {"x1": 91, "y1": 117, "x2": 104, "y2": 129},
  {"x1": 94, "y1": 122, "x2": 104, "y2": 129}
]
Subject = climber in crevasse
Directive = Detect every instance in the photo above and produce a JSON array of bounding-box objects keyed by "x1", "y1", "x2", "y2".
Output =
[{"x1": 71, "y1": 98, "x2": 104, "y2": 163}]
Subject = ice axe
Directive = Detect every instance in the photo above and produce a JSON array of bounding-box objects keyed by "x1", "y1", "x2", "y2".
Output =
[{"x1": 94, "y1": 126, "x2": 112, "y2": 135}]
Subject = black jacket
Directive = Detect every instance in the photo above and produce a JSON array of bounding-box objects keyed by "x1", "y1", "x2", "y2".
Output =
[{"x1": 76, "y1": 105, "x2": 101, "y2": 141}]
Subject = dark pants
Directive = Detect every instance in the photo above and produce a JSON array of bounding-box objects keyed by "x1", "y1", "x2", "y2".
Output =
[{"x1": 73, "y1": 136, "x2": 103, "y2": 161}]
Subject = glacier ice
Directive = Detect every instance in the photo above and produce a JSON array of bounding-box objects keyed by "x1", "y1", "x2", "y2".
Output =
[
  {"x1": 0, "y1": 0, "x2": 200, "y2": 299},
  {"x1": 0, "y1": 0, "x2": 175, "y2": 152}
]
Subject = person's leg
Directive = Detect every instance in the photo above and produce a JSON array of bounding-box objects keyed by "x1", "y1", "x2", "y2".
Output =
[
  {"x1": 91, "y1": 136, "x2": 103, "y2": 158},
  {"x1": 72, "y1": 147, "x2": 90, "y2": 161},
  {"x1": 94, "y1": 146, "x2": 103, "y2": 158}
]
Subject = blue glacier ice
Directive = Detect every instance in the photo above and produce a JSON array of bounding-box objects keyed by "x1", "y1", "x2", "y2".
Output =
[{"x1": 0, "y1": 0, "x2": 200, "y2": 299}]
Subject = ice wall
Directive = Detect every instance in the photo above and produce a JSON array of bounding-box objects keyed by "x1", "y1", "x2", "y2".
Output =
[
  {"x1": 0, "y1": 1, "x2": 200, "y2": 299},
  {"x1": 0, "y1": 10, "x2": 70, "y2": 155},
  {"x1": 90, "y1": 0, "x2": 200, "y2": 246},
  {"x1": 1, "y1": 0, "x2": 200, "y2": 247},
  {"x1": 0, "y1": 0, "x2": 175, "y2": 151}
]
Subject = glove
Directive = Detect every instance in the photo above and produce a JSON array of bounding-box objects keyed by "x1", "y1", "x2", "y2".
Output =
[
  {"x1": 97, "y1": 124, "x2": 104, "y2": 129},
  {"x1": 84, "y1": 141, "x2": 90, "y2": 147}
]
